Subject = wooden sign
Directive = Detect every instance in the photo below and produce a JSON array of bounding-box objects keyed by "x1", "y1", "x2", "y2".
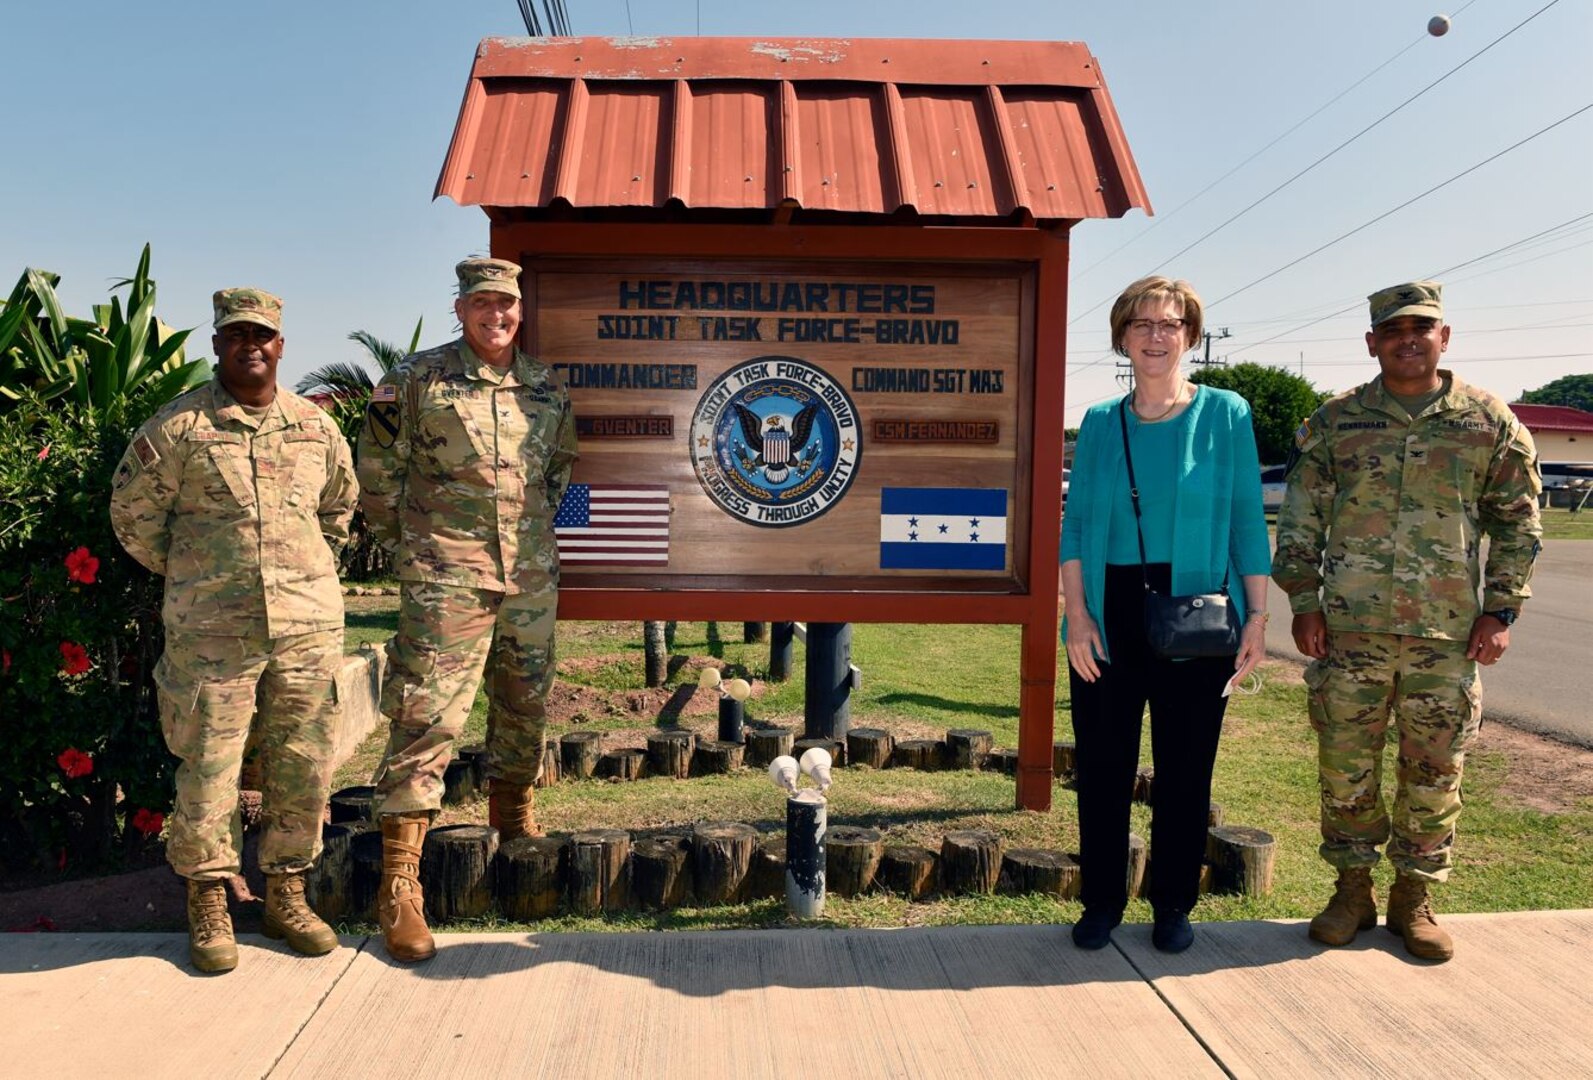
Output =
[{"x1": 531, "y1": 262, "x2": 1029, "y2": 587}]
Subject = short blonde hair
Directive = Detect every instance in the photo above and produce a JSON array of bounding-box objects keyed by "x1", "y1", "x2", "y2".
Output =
[{"x1": 1109, "y1": 276, "x2": 1204, "y2": 357}]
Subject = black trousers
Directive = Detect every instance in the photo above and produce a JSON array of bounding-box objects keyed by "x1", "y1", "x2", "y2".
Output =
[{"x1": 1068, "y1": 563, "x2": 1233, "y2": 915}]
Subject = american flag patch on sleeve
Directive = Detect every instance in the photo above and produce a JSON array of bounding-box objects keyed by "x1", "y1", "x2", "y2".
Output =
[{"x1": 371, "y1": 385, "x2": 399, "y2": 403}]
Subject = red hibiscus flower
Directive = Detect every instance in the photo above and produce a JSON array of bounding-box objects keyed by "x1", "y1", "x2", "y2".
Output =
[
  {"x1": 59, "y1": 642, "x2": 92, "y2": 676},
  {"x1": 37, "y1": 444, "x2": 50, "y2": 461},
  {"x1": 131, "y1": 808, "x2": 165, "y2": 836},
  {"x1": 57, "y1": 748, "x2": 94, "y2": 779},
  {"x1": 65, "y1": 547, "x2": 99, "y2": 585}
]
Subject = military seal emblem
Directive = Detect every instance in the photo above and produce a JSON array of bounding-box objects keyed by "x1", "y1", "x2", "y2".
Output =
[{"x1": 689, "y1": 356, "x2": 862, "y2": 528}]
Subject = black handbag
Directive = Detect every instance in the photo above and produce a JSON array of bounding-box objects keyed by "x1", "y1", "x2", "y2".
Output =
[{"x1": 1118, "y1": 396, "x2": 1241, "y2": 659}]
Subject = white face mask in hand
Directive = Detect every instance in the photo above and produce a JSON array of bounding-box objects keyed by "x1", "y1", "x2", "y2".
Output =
[{"x1": 1222, "y1": 672, "x2": 1264, "y2": 698}]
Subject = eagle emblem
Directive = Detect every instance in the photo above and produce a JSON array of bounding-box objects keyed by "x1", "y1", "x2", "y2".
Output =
[{"x1": 733, "y1": 403, "x2": 820, "y2": 484}]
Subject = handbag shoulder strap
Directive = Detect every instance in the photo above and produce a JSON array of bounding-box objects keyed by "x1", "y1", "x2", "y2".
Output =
[
  {"x1": 1118, "y1": 393, "x2": 1232, "y2": 597},
  {"x1": 1117, "y1": 396, "x2": 1151, "y2": 592}
]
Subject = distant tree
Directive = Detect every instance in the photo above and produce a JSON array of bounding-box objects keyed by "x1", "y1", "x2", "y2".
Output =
[
  {"x1": 1519, "y1": 374, "x2": 1593, "y2": 414},
  {"x1": 1189, "y1": 363, "x2": 1327, "y2": 465}
]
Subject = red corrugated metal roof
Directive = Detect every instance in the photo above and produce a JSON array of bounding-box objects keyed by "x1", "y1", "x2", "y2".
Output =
[
  {"x1": 436, "y1": 36, "x2": 1151, "y2": 225},
  {"x1": 1511, "y1": 403, "x2": 1593, "y2": 432}
]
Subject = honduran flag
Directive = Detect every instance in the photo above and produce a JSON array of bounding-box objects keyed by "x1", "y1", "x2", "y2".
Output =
[{"x1": 879, "y1": 487, "x2": 1007, "y2": 570}]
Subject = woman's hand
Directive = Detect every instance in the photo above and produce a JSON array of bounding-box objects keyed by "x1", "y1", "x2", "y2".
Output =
[
  {"x1": 1066, "y1": 614, "x2": 1107, "y2": 682},
  {"x1": 1232, "y1": 617, "x2": 1267, "y2": 687}
]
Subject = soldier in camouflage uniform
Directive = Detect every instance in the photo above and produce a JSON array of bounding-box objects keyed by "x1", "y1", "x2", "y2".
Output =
[
  {"x1": 110, "y1": 288, "x2": 358, "y2": 973},
  {"x1": 357, "y1": 257, "x2": 577, "y2": 962},
  {"x1": 1273, "y1": 281, "x2": 1541, "y2": 961}
]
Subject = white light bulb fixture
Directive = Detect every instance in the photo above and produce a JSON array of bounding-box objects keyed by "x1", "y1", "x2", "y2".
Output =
[
  {"x1": 768, "y1": 755, "x2": 800, "y2": 794},
  {"x1": 799, "y1": 746, "x2": 833, "y2": 792}
]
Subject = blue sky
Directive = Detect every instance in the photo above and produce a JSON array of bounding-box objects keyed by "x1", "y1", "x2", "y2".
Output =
[{"x1": 3, "y1": 0, "x2": 1589, "y2": 423}]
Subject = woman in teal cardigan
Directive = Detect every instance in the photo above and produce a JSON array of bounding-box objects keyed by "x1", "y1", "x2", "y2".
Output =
[{"x1": 1060, "y1": 276, "x2": 1272, "y2": 953}]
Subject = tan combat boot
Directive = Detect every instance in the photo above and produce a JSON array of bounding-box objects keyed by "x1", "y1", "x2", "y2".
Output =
[
  {"x1": 186, "y1": 878, "x2": 238, "y2": 974},
  {"x1": 262, "y1": 872, "x2": 338, "y2": 956},
  {"x1": 1386, "y1": 875, "x2": 1454, "y2": 961},
  {"x1": 488, "y1": 780, "x2": 541, "y2": 842},
  {"x1": 378, "y1": 812, "x2": 436, "y2": 963},
  {"x1": 1308, "y1": 867, "x2": 1378, "y2": 946}
]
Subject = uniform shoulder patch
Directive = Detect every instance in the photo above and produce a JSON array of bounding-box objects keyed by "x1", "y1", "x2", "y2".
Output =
[
  {"x1": 366, "y1": 390, "x2": 402, "y2": 450},
  {"x1": 132, "y1": 434, "x2": 160, "y2": 468},
  {"x1": 1293, "y1": 418, "x2": 1312, "y2": 450}
]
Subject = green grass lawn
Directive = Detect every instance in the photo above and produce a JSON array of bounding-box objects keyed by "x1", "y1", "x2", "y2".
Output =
[
  {"x1": 331, "y1": 607, "x2": 1593, "y2": 933},
  {"x1": 1540, "y1": 506, "x2": 1593, "y2": 541}
]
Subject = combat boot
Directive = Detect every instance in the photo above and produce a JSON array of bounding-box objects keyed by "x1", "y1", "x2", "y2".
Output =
[
  {"x1": 1386, "y1": 875, "x2": 1454, "y2": 961},
  {"x1": 488, "y1": 780, "x2": 541, "y2": 842},
  {"x1": 186, "y1": 878, "x2": 238, "y2": 974},
  {"x1": 378, "y1": 812, "x2": 436, "y2": 963},
  {"x1": 262, "y1": 872, "x2": 338, "y2": 956},
  {"x1": 1308, "y1": 867, "x2": 1378, "y2": 946}
]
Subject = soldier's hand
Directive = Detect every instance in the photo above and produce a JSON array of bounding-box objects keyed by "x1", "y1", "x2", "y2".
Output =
[
  {"x1": 1065, "y1": 615, "x2": 1107, "y2": 683},
  {"x1": 1466, "y1": 615, "x2": 1511, "y2": 666},
  {"x1": 1291, "y1": 611, "x2": 1329, "y2": 659}
]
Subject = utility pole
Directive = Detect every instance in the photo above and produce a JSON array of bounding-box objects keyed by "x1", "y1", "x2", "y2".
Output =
[{"x1": 1190, "y1": 327, "x2": 1230, "y2": 368}]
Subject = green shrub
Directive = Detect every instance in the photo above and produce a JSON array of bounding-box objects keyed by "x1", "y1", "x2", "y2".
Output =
[
  {"x1": 0, "y1": 398, "x2": 172, "y2": 875},
  {"x1": 0, "y1": 247, "x2": 204, "y2": 877}
]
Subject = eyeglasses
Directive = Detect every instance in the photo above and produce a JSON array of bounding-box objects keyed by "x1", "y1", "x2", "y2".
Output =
[{"x1": 1126, "y1": 318, "x2": 1186, "y2": 337}]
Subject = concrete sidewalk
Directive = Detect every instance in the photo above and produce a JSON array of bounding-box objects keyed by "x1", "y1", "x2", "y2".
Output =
[{"x1": 2, "y1": 912, "x2": 1589, "y2": 1078}]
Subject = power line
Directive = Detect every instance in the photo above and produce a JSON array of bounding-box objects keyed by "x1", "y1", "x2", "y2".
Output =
[
  {"x1": 1068, "y1": 1, "x2": 1481, "y2": 289},
  {"x1": 1300, "y1": 352, "x2": 1592, "y2": 368},
  {"x1": 624, "y1": 0, "x2": 633, "y2": 34},
  {"x1": 1205, "y1": 103, "x2": 1593, "y2": 311},
  {"x1": 1224, "y1": 209, "x2": 1593, "y2": 357},
  {"x1": 1068, "y1": 0, "x2": 1567, "y2": 328}
]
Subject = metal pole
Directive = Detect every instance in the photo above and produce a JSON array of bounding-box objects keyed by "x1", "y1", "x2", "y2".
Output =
[
  {"x1": 785, "y1": 790, "x2": 826, "y2": 917},
  {"x1": 803, "y1": 622, "x2": 851, "y2": 742},
  {"x1": 717, "y1": 696, "x2": 744, "y2": 743},
  {"x1": 769, "y1": 621, "x2": 795, "y2": 682},
  {"x1": 743, "y1": 621, "x2": 768, "y2": 643}
]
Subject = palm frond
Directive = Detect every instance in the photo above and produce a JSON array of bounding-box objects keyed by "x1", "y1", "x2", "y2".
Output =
[
  {"x1": 348, "y1": 329, "x2": 407, "y2": 373},
  {"x1": 294, "y1": 362, "x2": 375, "y2": 395}
]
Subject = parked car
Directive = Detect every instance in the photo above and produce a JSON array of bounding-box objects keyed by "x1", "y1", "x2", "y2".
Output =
[
  {"x1": 1260, "y1": 465, "x2": 1288, "y2": 512},
  {"x1": 1540, "y1": 461, "x2": 1593, "y2": 489}
]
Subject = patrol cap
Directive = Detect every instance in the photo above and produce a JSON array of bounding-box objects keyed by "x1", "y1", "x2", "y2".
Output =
[
  {"x1": 213, "y1": 287, "x2": 282, "y2": 331},
  {"x1": 1368, "y1": 280, "x2": 1443, "y2": 328},
  {"x1": 456, "y1": 257, "x2": 522, "y2": 299}
]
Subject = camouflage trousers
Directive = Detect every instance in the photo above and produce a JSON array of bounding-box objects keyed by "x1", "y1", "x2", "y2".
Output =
[
  {"x1": 1303, "y1": 632, "x2": 1482, "y2": 882},
  {"x1": 374, "y1": 580, "x2": 557, "y2": 815},
  {"x1": 154, "y1": 628, "x2": 342, "y2": 881}
]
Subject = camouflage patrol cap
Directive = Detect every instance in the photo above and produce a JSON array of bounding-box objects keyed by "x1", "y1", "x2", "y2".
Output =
[
  {"x1": 455, "y1": 257, "x2": 522, "y2": 299},
  {"x1": 1368, "y1": 280, "x2": 1443, "y2": 328},
  {"x1": 213, "y1": 287, "x2": 283, "y2": 331}
]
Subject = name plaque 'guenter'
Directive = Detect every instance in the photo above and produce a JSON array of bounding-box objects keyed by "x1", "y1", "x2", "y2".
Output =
[
  {"x1": 534, "y1": 267, "x2": 1024, "y2": 581},
  {"x1": 575, "y1": 415, "x2": 675, "y2": 439}
]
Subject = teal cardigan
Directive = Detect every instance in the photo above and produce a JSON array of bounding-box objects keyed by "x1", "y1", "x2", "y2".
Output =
[{"x1": 1060, "y1": 386, "x2": 1271, "y2": 659}]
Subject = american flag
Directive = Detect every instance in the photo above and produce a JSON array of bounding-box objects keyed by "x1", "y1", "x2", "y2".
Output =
[{"x1": 553, "y1": 484, "x2": 670, "y2": 565}]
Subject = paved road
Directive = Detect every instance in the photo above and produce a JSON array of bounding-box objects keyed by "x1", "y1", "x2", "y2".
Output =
[
  {"x1": 1268, "y1": 538, "x2": 1593, "y2": 745},
  {"x1": 1265, "y1": 540, "x2": 1593, "y2": 747}
]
